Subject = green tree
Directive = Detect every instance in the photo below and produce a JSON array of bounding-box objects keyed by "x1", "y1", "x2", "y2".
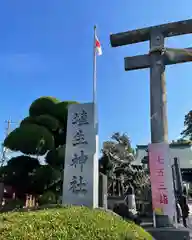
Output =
[
  {"x1": 2, "y1": 96, "x2": 78, "y2": 197},
  {"x1": 4, "y1": 97, "x2": 78, "y2": 156},
  {"x1": 100, "y1": 132, "x2": 149, "y2": 197},
  {"x1": 31, "y1": 165, "x2": 61, "y2": 195},
  {"x1": 181, "y1": 110, "x2": 192, "y2": 140},
  {"x1": 0, "y1": 155, "x2": 40, "y2": 198}
]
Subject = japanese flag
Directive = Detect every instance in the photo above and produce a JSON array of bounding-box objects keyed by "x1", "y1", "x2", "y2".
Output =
[{"x1": 95, "y1": 35, "x2": 102, "y2": 56}]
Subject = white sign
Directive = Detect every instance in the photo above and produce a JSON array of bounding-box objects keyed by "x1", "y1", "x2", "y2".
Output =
[
  {"x1": 62, "y1": 103, "x2": 98, "y2": 208},
  {"x1": 148, "y1": 143, "x2": 176, "y2": 222}
]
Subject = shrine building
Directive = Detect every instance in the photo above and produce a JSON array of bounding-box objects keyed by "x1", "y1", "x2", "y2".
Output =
[{"x1": 133, "y1": 141, "x2": 192, "y2": 183}]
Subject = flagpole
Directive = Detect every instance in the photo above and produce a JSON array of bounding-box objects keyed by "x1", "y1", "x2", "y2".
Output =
[
  {"x1": 93, "y1": 25, "x2": 97, "y2": 128},
  {"x1": 93, "y1": 25, "x2": 99, "y2": 208}
]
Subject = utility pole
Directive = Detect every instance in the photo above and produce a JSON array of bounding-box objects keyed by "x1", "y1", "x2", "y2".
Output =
[
  {"x1": 110, "y1": 19, "x2": 192, "y2": 228},
  {"x1": 5, "y1": 120, "x2": 11, "y2": 136},
  {"x1": 0, "y1": 119, "x2": 17, "y2": 166}
]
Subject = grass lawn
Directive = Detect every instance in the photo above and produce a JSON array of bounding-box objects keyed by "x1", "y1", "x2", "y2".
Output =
[{"x1": 0, "y1": 206, "x2": 152, "y2": 240}]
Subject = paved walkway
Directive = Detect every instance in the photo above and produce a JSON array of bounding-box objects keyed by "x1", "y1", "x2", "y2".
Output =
[
  {"x1": 177, "y1": 224, "x2": 192, "y2": 239},
  {"x1": 141, "y1": 214, "x2": 192, "y2": 239}
]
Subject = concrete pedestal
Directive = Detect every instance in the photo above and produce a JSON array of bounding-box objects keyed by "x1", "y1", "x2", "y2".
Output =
[
  {"x1": 98, "y1": 173, "x2": 108, "y2": 209},
  {"x1": 147, "y1": 227, "x2": 190, "y2": 240},
  {"x1": 155, "y1": 215, "x2": 174, "y2": 227}
]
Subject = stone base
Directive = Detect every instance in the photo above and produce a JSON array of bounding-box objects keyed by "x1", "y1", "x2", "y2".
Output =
[
  {"x1": 146, "y1": 227, "x2": 190, "y2": 240},
  {"x1": 155, "y1": 215, "x2": 174, "y2": 227},
  {"x1": 98, "y1": 173, "x2": 108, "y2": 209}
]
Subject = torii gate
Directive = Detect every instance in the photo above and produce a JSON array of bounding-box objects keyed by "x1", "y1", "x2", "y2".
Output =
[{"x1": 110, "y1": 19, "x2": 192, "y2": 227}]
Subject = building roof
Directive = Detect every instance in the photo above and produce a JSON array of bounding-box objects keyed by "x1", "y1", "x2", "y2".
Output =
[
  {"x1": 135, "y1": 141, "x2": 192, "y2": 169},
  {"x1": 137, "y1": 141, "x2": 192, "y2": 150}
]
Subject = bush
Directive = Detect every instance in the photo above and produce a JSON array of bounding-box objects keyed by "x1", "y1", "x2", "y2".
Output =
[
  {"x1": 38, "y1": 191, "x2": 57, "y2": 205},
  {"x1": 0, "y1": 199, "x2": 25, "y2": 212},
  {"x1": 0, "y1": 206, "x2": 152, "y2": 240}
]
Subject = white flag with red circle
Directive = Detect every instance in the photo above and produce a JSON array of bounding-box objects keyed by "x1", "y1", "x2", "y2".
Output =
[{"x1": 95, "y1": 35, "x2": 102, "y2": 56}]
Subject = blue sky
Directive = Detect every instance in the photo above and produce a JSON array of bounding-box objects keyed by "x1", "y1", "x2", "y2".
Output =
[{"x1": 0, "y1": 0, "x2": 191, "y2": 150}]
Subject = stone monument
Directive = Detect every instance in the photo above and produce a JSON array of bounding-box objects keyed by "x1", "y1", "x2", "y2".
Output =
[{"x1": 62, "y1": 103, "x2": 99, "y2": 208}]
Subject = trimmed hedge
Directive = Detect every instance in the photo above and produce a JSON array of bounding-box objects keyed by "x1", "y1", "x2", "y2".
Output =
[{"x1": 0, "y1": 206, "x2": 152, "y2": 240}]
